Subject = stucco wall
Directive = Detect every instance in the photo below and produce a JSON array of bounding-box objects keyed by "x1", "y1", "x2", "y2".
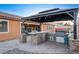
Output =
[
  {"x1": 0, "y1": 19, "x2": 20, "y2": 41},
  {"x1": 41, "y1": 23, "x2": 55, "y2": 32}
]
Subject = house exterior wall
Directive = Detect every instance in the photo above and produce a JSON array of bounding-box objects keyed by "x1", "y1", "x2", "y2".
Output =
[
  {"x1": 24, "y1": 21, "x2": 71, "y2": 32},
  {"x1": 40, "y1": 23, "x2": 55, "y2": 32},
  {"x1": 23, "y1": 21, "x2": 55, "y2": 32},
  {"x1": 0, "y1": 16, "x2": 21, "y2": 41}
]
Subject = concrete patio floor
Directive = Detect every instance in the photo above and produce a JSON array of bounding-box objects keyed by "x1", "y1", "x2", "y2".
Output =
[
  {"x1": 0, "y1": 39, "x2": 70, "y2": 54},
  {"x1": 0, "y1": 39, "x2": 19, "y2": 54},
  {"x1": 18, "y1": 41, "x2": 70, "y2": 54},
  {"x1": 3, "y1": 48, "x2": 35, "y2": 54}
]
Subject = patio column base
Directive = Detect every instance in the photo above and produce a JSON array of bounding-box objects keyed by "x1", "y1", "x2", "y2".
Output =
[
  {"x1": 20, "y1": 33, "x2": 27, "y2": 43},
  {"x1": 69, "y1": 39, "x2": 79, "y2": 53}
]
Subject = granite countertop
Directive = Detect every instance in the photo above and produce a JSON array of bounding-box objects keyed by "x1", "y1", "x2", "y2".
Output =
[{"x1": 28, "y1": 31, "x2": 49, "y2": 35}]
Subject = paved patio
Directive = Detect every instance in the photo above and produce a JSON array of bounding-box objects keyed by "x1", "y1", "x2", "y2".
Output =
[
  {"x1": 0, "y1": 39, "x2": 19, "y2": 54},
  {"x1": 0, "y1": 39, "x2": 70, "y2": 54},
  {"x1": 18, "y1": 41, "x2": 70, "y2": 54},
  {"x1": 3, "y1": 48, "x2": 34, "y2": 54}
]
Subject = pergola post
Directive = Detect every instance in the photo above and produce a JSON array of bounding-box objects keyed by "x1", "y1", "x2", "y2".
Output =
[
  {"x1": 76, "y1": 9, "x2": 79, "y2": 39},
  {"x1": 73, "y1": 11, "x2": 77, "y2": 39},
  {"x1": 69, "y1": 10, "x2": 79, "y2": 52},
  {"x1": 20, "y1": 19, "x2": 28, "y2": 43}
]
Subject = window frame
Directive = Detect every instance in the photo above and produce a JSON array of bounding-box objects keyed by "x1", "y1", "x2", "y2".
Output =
[{"x1": 0, "y1": 19, "x2": 9, "y2": 33}]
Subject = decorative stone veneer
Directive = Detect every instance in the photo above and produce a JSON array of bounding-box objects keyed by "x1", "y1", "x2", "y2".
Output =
[
  {"x1": 30, "y1": 33, "x2": 47, "y2": 45},
  {"x1": 20, "y1": 32, "x2": 57, "y2": 45},
  {"x1": 69, "y1": 38, "x2": 79, "y2": 53},
  {"x1": 20, "y1": 33, "x2": 27, "y2": 43}
]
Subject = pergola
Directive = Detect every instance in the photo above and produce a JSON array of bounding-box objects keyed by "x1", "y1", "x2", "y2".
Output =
[{"x1": 22, "y1": 8, "x2": 79, "y2": 39}]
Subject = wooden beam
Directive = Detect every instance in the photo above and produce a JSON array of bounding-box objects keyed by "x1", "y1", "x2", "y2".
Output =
[{"x1": 66, "y1": 12, "x2": 74, "y2": 19}]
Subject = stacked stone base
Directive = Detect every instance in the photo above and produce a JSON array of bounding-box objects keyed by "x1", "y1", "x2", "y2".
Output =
[
  {"x1": 20, "y1": 32, "x2": 56, "y2": 45},
  {"x1": 31, "y1": 33, "x2": 47, "y2": 45},
  {"x1": 69, "y1": 39, "x2": 79, "y2": 53},
  {"x1": 20, "y1": 33, "x2": 27, "y2": 43}
]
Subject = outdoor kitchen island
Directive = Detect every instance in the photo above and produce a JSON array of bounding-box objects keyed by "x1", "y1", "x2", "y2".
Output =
[{"x1": 21, "y1": 31, "x2": 56, "y2": 45}]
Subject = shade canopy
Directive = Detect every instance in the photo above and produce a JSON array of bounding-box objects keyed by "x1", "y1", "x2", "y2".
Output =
[
  {"x1": 22, "y1": 8, "x2": 79, "y2": 39},
  {"x1": 22, "y1": 8, "x2": 79, "y2": 22}
]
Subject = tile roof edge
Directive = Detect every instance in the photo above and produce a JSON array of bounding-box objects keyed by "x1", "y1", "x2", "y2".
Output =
[{"x1": 0, "y1": 11, "x2": 22, "y2": 18}]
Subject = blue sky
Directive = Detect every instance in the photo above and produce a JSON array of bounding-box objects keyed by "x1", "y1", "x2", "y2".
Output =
[{"x1": 0, "y1": 4, "x2": 79, "y2": 17}]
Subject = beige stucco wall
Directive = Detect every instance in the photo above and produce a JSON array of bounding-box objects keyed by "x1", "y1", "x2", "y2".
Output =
[
  {"x1": 0, "y1": 17, "x2": 20, "y2": 41},
  {"x1": 40, "y1": 23, "x2": 55, "y2": 32}
]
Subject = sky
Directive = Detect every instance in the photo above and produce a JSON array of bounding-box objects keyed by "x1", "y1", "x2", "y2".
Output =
[{"x1": 0, "y1": 4, "x2": 79, "y2": 17}]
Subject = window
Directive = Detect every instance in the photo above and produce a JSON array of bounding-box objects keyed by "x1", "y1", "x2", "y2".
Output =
[
  {"x1": 47, "y1": 25, "x2": 53, "y2": 30},
  {"x1": 0, "y1": 19, "x2": 9, "y2": 32}
]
